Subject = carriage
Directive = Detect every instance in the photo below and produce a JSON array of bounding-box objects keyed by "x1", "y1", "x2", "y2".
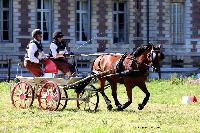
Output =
[
  {"x1": 11, "y1": 55, "x2": 100, "y2": 111},
  {"x1": 11, "y1": 44, "x2": 164, "y2": 111}
]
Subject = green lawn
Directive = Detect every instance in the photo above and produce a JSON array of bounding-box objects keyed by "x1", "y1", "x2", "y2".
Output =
[{"x1": 0, "y1": 77, "x2": 200, "y2": 133}]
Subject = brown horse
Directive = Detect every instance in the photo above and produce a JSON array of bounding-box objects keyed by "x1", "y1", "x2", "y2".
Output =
[{"x1": 92, "y1": 44, "x2": 164, "y2": 111}]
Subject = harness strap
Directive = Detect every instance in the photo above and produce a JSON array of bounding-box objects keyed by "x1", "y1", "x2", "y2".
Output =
[{"x1": 116, "y1": 52, "x2": 127, "y2": 74}]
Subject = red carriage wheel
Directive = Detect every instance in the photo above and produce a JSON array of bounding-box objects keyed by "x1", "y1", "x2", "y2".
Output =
[
  {"x1": 38, "y1": 81, "x2": 61, "y2": 111},
  {"x1": 78, "y1": 85, "x2": 99, "y2": 112},
  {"x1": 11, "y1": 81, "x2": 34, "y2": 109},
  {"x1": 57, "y1": 88, "x2": 68, "y2": 111}
]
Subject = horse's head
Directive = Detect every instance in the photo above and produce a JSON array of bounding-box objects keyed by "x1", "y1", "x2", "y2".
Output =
[
  {"x1": 132, "y1": 44, "x2": 164, "y2": 72},
  {"x1": 148, "y1": 44, "x2": 165, "y2": 72}
]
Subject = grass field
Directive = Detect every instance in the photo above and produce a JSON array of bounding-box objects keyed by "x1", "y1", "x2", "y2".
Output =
[{"x1": 0, "y1": 77, "x2": 200, "y2": 133}]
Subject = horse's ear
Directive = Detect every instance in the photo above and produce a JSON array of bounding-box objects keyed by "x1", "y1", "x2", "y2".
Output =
[
  {"x1": 154, "y1": 44, "x2": 161, "y2": 49},
  {"x1": 157, "y1": 44, "x2": 162, "y2": 49},
  {"x1": 148, "y1": 42, "x2": 153, "y2": 45}
]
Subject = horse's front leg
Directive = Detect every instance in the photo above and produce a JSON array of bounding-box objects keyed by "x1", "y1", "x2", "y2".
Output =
[
  {"x1": 98, "y1": 77, "x2": 113, "y2": 110},
  {"x1": 121, "y1": 85, "x2": 134, "y2": 110},
  {"x1": 137, "y1": 82, "x2": 150, "y2": 110}
]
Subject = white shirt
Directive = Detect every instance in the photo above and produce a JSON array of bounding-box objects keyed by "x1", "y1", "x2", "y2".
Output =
[
  {"x1": 50, "y1": 42, "x2": 69, "y2": 58},
  {"x1": 26, "y1": 39, "x2": 45, "y2": 63}
]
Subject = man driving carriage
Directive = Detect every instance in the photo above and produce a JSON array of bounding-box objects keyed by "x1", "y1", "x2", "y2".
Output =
[
  {"x1": 49, "y1": 31, "x2": 75, "y2": 76},
  {"x1": 24, "y1": 29, "x2": 46, "y2": 77}
]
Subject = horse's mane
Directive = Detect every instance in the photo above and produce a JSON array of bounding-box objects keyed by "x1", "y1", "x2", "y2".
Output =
[{"x1": 132, "y1": 44, "x2": 152, "y2": 57}]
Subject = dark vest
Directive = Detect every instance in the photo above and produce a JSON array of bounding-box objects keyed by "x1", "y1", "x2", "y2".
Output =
[
  {"x1": 25, "y1": 40, "x2": 43, "y2": 58},
  {"x1": 50, "y1": 40, "x2": 66, "y2": 57}
]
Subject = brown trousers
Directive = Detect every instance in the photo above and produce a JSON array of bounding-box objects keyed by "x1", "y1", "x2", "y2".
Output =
[
  {"x1": 24, "y1": 60, "x2": 43, "y2": 77},
  {"x1": 52, "y1": 58, "x2": 75, "y2": 75}
]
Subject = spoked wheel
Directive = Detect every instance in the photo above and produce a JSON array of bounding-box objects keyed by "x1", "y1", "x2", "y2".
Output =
[
  {"x1": 78, "y1": 85, "x2": 99, "y2": 112},
  {"x1": 38, "y1": 81, "x2": 61, "y2": 111},
  {"x1": 11, "y1": 81, "x2": 34, "y2": 109},
  {"x1": 57, "y1": 88, "x2": 68, "y2": 111}
]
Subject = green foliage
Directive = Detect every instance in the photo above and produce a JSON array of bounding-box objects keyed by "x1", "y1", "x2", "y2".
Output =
[
  {"x1": 0, "y1": 79, "x2": 200, "y2": 132},
  {"x1": 170, "y1": 73, "x2": 183, "y2": 85}
]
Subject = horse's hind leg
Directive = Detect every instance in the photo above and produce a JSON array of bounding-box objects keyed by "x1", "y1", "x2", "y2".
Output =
[
  {"x1": 137, "y1": 82, "x2": 150, "y2": 110},
  {"x1": 98, "y1": 78, "x2": 113, "y2": 110},
  {"x1": 110, "y1": 82, "x2": 122, "y2": 110}
]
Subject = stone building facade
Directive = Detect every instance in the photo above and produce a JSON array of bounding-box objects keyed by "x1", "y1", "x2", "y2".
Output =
[{"x1": 0, "y1": 0, "x2": 200, "y2": 78}]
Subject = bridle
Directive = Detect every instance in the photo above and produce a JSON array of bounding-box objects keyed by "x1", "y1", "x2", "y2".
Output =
[
  {"x1": 126, "y1": 45, "x2": 161, "y2": 72},
  {"x1": 150, "y1": 47, "x2": 162, "y2": 71}
]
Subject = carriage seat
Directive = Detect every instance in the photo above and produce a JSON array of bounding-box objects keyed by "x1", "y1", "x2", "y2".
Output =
[{"x1": 43, "y1": 59, "x2": 64, "y2": 78}]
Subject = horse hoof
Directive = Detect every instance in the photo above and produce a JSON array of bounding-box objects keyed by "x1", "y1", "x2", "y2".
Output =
[
  {"x1": 138, "y1": 104, "x2": 144, "y2": 110},
  {"x1": 116, "y1": 105, "x2": 123, "y2": 111},
  {"x1": 107, "y1": 105, "x2": 113, "y2": 111}
]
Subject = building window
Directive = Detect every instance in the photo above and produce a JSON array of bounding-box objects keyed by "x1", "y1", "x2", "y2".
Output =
[
  {"x1": 113, "y1": 0, "x2": 128, "y2": 44},
  {"x1": 136, "y1": 0, "x2": 141, "y2": 10},
  {"x1": 37, "y1": 0, "x2": 52, "y2": 42},
  {"x1": 171, "y1": 56, "x2": 183, "y2": 67},
  {"x1": 0, "y1": 0, "x2": 12, "y2": 42},
  {"x1": 0, "y1": 62, "x2": 8, "y2": 68},
  {"x1": 76, "y1": 0, "x2": 91, "y2": 42},
  {"x1": 77, "y1": 60, "x2": 90, "y2": 68},
  {"x1": 170, "y1": 2, "x2": 184, "y2": 44},
  {"x1": 136, "y1": 22, "x2": 141, "y2": 37}
]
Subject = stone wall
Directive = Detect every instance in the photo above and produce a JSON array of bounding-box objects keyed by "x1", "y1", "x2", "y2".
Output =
[{"x1": 0, "y1": 0, "x2": 200, "y2": 69}]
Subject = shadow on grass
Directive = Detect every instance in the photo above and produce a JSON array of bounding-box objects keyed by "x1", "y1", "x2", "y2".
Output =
[
  {"x1": 26, "y1": 106, "x2": 104, "y2": 113},
  {"x1": 112, "y1": 108, "x2": 136, "y2": 113},
  {"x1": 63, "y1": 108, "x2": 104, "y2": 113}
]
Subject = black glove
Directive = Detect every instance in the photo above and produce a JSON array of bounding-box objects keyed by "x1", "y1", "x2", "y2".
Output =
[
  {"x1": 39, "y1": 59, "x2": 45, "y2": 64},
  {"x1": 70, "y1": 52, "x2": 74, "y2": 55}
]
